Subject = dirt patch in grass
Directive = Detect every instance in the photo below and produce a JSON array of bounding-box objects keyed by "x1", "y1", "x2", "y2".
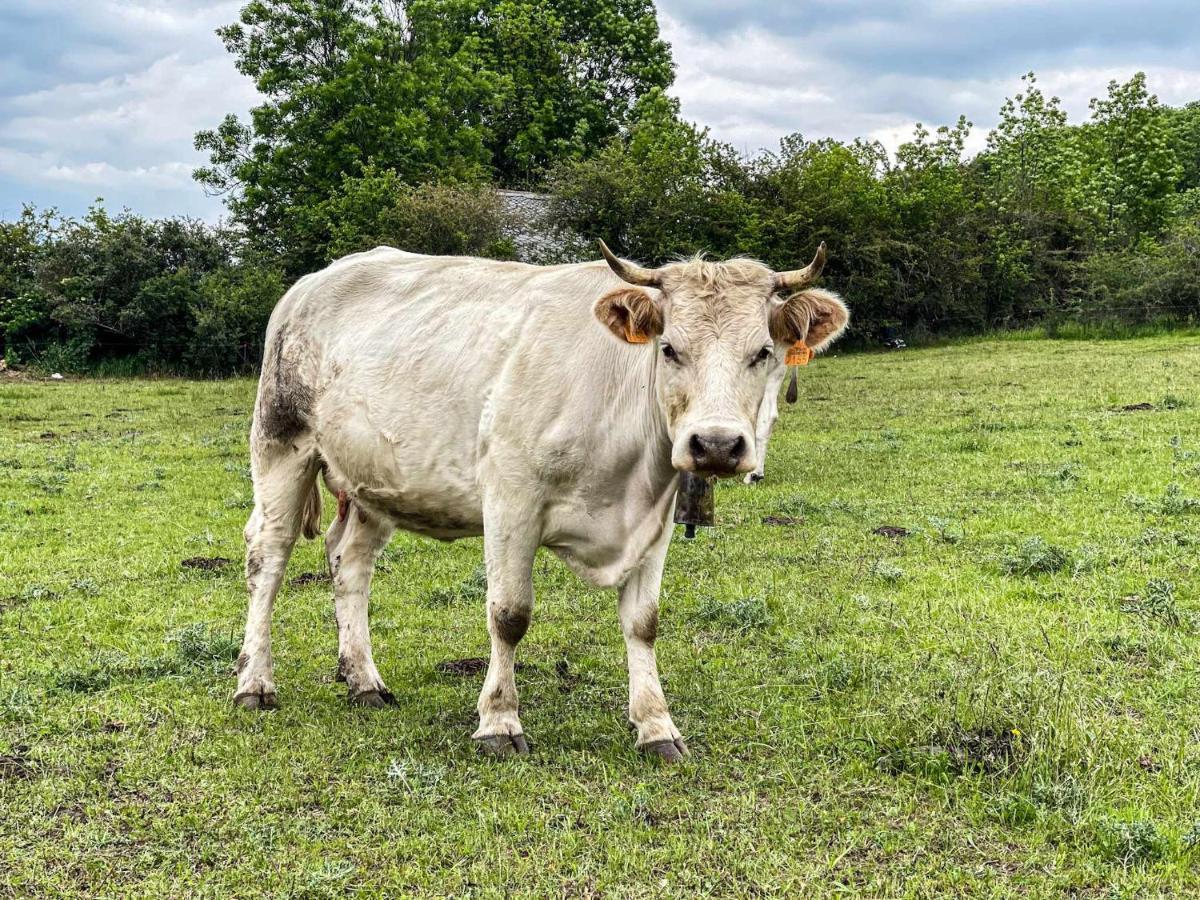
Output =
[
  {"x1": 1118, "y1": 402, "x2": 1155, "y2": 412},
  {"x1": 0, "y1": 746, "x2": 35, "y2": 779},
  {"x1": 437, "y1": 657, "x2": 488, "y2": 676},
  {"x1": 436, "y1": 657, "x2": 531, "y2": 677},
  {"x1": 762, "y1": 515, "x2": 803, "y2": 526},
  {"x1": 181, "y1": 556, "x2": 233, "y2": 572},
  {"x1": 289, "y1": 571, "x2": 330, "y2": 587},
  {"x1": 872, "y1": 525, "x2": 910, "y2": 539},
  {"x1": 555, "y1": 659, "x2": 581, "y2": 693}
]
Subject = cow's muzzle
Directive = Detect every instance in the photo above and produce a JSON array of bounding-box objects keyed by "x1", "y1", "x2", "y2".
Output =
[{"x1": 676, "y1": 425, "x2": 754, "y2": 477}]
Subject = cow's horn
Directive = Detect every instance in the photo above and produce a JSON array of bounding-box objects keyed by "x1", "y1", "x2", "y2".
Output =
[
  {"x1": 599, "y1": 240, "x2": 662, "y2": 288},
  {"x1": 772, "y1": 242, "x2": 826, "y2": 292}
]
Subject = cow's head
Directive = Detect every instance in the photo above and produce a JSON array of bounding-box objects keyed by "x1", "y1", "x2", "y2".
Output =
[{"x1": 595, "y1": 242, "x2": 849, "y2": 476}]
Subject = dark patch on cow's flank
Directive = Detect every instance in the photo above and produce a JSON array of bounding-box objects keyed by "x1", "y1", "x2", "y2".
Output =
[
  {"x1": 289, "y1": 571, "x2": 330, "y2": 587},
  {"x1": 494, "y1": 607, "x2": 531, "y2": 645},
  {"x1": 631, "y1": 607, "x2": 658, "y2": 644},
  {"x1": 762, "y1": 515, "x2": 803, "y2": 526},
  {"x1": 1119, "y1": 402, "x2": 1155, "y2": 412},
  {"x1": 181, "y1": 556, "x2": 233, "y2": 571},
  {"x1": 872, "y1": 525, "x2": 910, "y2": 539},
  {"x1": 257, "y1": 324, "x2": 315, "y2": 442},
  {"x1": 0, "y1": 746, "x2": 35, "y2": 780}
]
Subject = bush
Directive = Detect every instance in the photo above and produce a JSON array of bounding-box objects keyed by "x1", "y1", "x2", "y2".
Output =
[{"x1": 320, "y1": 167, "x2": 516, "y2": 261}]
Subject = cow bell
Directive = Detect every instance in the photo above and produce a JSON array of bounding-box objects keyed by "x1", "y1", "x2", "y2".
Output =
[{"x1": 674, "y1": 472, "x2": 716, "y2": 538}]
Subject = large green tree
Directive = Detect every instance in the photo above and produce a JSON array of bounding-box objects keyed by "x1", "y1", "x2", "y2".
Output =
[{"x1": 195, "y1": 0, "x2": 672, "y2": 270}]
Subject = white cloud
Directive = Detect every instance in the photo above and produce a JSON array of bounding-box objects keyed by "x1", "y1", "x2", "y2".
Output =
[
  {"x1": 0, "y1": 1, "x2": 253, "y2": 220},
  {"x1": 661, "y1": 7, "x2": 1200, "y2": 162}
]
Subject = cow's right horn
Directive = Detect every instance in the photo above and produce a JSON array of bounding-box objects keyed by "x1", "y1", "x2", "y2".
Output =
[{"x1": 599, "y1": 240, "x2": 662, "y2": 288}]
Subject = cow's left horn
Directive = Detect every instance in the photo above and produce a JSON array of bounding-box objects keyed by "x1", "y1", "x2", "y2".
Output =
[
  {"x1": 599, "y1": 240, "x2": 662, "y2": 288},
  {"x1": 773, "y1": 242, "x2": 827, "y2": 292}
]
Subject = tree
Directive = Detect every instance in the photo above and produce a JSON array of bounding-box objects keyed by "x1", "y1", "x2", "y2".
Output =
[
  {"x1": 978, "y1": 73, "x2": 1084, "y2": 321},
  {"x1": 1083, "y1": 72, "x2": 1182, "y2": 243},
  {"x1": 195, "y1": 0, "x2": 673, "y2": 271},
  {"x1": 546, "y1": 89, "x2": 749, "y2": 264},
  {"x1": 480, "y1": 0, "x2": 673, "y2": 185}
]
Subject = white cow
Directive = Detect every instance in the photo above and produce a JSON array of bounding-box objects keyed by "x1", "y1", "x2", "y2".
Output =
[{"x1": 235, "y1": 242, "x2": 848, "y2": 760}]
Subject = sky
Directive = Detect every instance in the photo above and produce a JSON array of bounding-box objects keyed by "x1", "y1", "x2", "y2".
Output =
[{"x1": 1, "y1": 0, "x2": 1198, "y2": 223}]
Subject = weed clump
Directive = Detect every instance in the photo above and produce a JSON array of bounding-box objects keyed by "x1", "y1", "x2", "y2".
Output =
[
  {"x1": 1000, "y1": 537, "x2": 1071, "y2": 576},
  {"x1": 171, "y1": 623, "x2": 241, "y2": 666},
  {"x1": 1099, "y1": 818, "x2": 1167, "y2": 865},
  {"x1": 693, "y1": 596, "x2": 771, "y2": 631},
  {"x1": 423, "y1": 565, "x2": 488, "y2": 607},
  {"x1": 1121, "y1": 579, "x2": 1185, "y2": 628},
  {"x1": 1126, "y1": 483, "x2": 1200, "y2": 516},
  {"x1": 870, "y1": 559, "x2": 905, "y2": 582}
]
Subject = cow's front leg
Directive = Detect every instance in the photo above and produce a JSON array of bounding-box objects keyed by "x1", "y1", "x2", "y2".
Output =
[
  {"x1": 473, "y1": 501, "x2": 540, "y2": 756},
  {"x1": 620, "y1": 527, "x2": 686, "y2": 761},
  {"x1": 329, "y1": 506, "x2": 395, "y2": 707}
]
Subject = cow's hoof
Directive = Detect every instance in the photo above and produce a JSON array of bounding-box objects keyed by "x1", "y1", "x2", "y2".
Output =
[
  {"x1": 474, "y1": 733, "x2": 530, "y2": 756},
  {"x1": 743, "y1": 472, "x2": 765, "y2": 485},
  {"x1": 350, "y1": 688, "x2": 396, "y2": 708},
  {"x1": 233, "y1": 691, "x2": 278, "y2": 711},
  {"x1": 640, "y1": 737, "x2": 688, "y2": 762}
]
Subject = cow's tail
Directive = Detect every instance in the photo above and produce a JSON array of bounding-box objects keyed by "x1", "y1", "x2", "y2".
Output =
[{"x1": 300, "y1": 480, "x2": 323, "y2": 540}]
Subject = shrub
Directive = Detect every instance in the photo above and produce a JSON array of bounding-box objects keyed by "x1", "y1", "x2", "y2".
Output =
[{"x1": 319, "y1": 167, "x2": 516, "y2": 261}]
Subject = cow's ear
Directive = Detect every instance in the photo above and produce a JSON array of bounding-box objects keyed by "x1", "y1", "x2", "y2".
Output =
[
  {"x1": 769, "y1": 288, "x2": 849, "y2": 353},
  {"x1": 594, "y1": 287, "x2": 663, "y2": 344}
]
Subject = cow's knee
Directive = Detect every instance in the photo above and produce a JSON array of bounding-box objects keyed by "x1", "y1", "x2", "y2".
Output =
[{"x1": 491, "y1": 603, "x2": 531, "y2": 646}]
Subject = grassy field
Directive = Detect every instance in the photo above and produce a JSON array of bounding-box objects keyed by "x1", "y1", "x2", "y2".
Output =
[{"x1": 3, "y1": 335, "x2": 1200, "y2": 896}]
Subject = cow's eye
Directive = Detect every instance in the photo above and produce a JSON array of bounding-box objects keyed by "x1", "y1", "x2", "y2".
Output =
[
  {"x1": 751, "y1": 346, "x2": 773, "y2": 367},
  {"x1": 661, "y1": 343, "x2": 678, "y2": 362}
]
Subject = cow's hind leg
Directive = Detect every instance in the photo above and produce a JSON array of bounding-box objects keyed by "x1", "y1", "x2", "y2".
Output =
[
  {"x1": 620, "y1": 526, "x2": 686, "y2": 761},
  {"x1": 473, "y1": 499, "x2": 540, "y2": 756},
  {"x1": 329, "y1": 507, "x2": 396, "y2": 706},
  {"x1": 235, "y1": 445, "x2": 318, "y2": 710}
]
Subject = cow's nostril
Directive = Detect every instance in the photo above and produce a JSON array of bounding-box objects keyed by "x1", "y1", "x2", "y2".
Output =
[
  {"x1": 730, "y1": 435, "x2": 746, "y2": 462},
  {"x1": 689, "y1": 433, "x2": 707, "y2": 460}
]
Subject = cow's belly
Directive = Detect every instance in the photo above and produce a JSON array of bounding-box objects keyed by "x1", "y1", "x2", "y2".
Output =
[{"x1": 314, "y1": 390, "x2": 485, "y2": 541}]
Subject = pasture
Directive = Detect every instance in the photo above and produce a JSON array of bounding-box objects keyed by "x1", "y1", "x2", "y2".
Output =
[{"x1": 4, "y1": 334, "x2": 1200, "y2": 896}]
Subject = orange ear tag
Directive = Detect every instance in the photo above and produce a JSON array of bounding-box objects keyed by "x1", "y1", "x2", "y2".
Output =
[
  {"x1": 624, "y1": 322, "x2": 650, "y2": 344},
  {"x1": 785, "y1": 341, "x2": 812, "y2": 366}
]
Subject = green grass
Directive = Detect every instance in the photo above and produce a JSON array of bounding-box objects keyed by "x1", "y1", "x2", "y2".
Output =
[{"x1": 3, "y1": 335, "x2": 1200, "y2": 895}]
